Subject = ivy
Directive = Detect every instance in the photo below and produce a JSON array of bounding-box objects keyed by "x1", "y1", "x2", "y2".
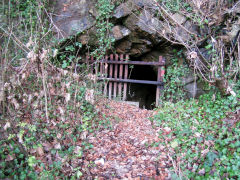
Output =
[
  {"x1": 161, "y1": 49, "x2": 189, "y2": 102},
  {"x1": 92, "y1": 0, "x2": 115, "y2": 59},
  {"x1": 153, "y1": 90, "x2": 240, "y2": 178}
]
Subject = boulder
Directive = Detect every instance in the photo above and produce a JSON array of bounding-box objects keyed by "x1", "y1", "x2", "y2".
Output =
[
  {"x1": 136, "y1": 10, "x2": 161, "y2": 35},
  {"x1": 77, "y1": 27, "x2": 98, "y2": 46},
  {"x1": 129, "y1": 42, "x2": 152, "y2": 56},
  {"x1": 116, "y1": 40, "x2": 132, "y2": 54},
  {"x1": 113, "y1": 2, "x2": 133, "y2": 19},
  {"x1": 52, "y1": 0, "x2": 96, "y2": 38},
  {"x1": 141, "y1": 49, "x2": 173, "y2": 66},
  {"x1": 175, "y1": 20, "x2": 199, "y2": 42},
  {"x1": 115, "y1": 38, "x2": 152, "y2": 57},
  {"x1": 67, "y1": 16, "x2": 95, "y2": 36},
  {"x1": 227, "y1": 19, "x2": 240, "y2": 42},
  {"x1": 115, "y1": 28, "x2": 154, "y2": 56},
  {"x1": 172, "y1": 13, "x2": 186, "y2": 25},
  {"x1": 199, "y1": 48, "x2": 212, "y2": 62},
  {"x1": 185, "y1": 82, "x2": 204, "y2": 98},
  {"x1": 111, "y1": 25, "x2": 131, "y2": 41},
  {"x1": 124, "y1": 10, "x2": 163, "y2": 45},
  {"x1": 113, "y1": 0, "x2": 159, "y2": 19},
  {"x1": 124, "y1": 10, "x2": 162, "y2": 36},
  {"x1": 78, "y1": 34, "x2": 90, "y2": 45},
  {"x1": 182, "y1": 73, "x2": 204, "y2": 98},
  {"x1": 131, "y1": 0, "x2": 159, "y2": 13}
]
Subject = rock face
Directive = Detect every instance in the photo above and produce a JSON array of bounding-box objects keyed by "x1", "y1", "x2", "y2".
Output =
[
  {"x1": 113, "y1": 2, "x2": 133, "y2": 19},
  {"x1": 53, "y1": 0, "x2": 163, "y2": 57},
  {"x1": 227, "y1": 19, "x2": 240, "y2": 42},
  {"x1": 52, "y1": 0, "x2": 96, "y2": 38},
  {"x1": 111, "y1": 25, "x2": 131, "y2": 41},
  {"x1": 182, "y1": 74, "x2": 205, "y2": 98},
  {"x1": 124, "y1": 10, "x2": 163, "y2": 45}
]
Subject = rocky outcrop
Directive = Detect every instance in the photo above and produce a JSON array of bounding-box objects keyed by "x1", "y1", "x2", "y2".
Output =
[
  {"x1": 113, "y1": 2, "x2": 133, "y2": 19},
  {"x1": 53, "y1": 0, "x2": 164, "y2": 57},
  {"x1": 53, "y1": 0, "x2": 240, "y2": 59},
  {"x1": 115, "y1": 36, "x2": 153, "y2": 56},
  {"x1": 124, "y1": 10, "x2": 163, "y2": 44},
  {"x1": 52, "y1": 0, "x2": 96, "y2": 38},
  {"x1": 53, "y1": 0, "x2": 239, "y2": 100},
  {"x1": 182, "y1": 74, "x2": 205, "y2": 98},
  {"x1": 111, "y1": 25, "x2": 131, "y2": 41},
  {"x1": 226, "y1": 18, "x2": 240, "y2": 42}
]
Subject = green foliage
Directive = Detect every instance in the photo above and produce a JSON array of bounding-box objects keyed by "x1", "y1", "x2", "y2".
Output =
[
  {"x1": 2, "y1": 0, "x2": 49, "y2": 33},
  {"x1": 160, "y1": 0, "x2": 210, "y2": 27},
  {"x1": 152, "y1": 91, "x2": 240, "y2": 178},
  {"x1": 0, "y1": 65, "x2": 111, "y2": 178},
  {"x1": 161, "y1": 49, "x2": 189, "y2": 102},
  {"x1": 0, "y1": 0, "x2": 51, "y2": 67},
  {"x1": 0, "y1": 142, "x2": 37, "y2": 179},
  {"x1": 4, "y1": 0, "x2": 38, "y2": 28},
  {"x1": 55, "y1": 42, "x2": 82, "y2": 69},
  {"x1": 92, "y1": 0, "x2": 115, "y2": 59},
  {"x1": 160, "y1": 0, "x2": 192, "y2": 13}
]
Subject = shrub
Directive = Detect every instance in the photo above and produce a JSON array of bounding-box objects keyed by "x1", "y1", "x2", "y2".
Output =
[{"x1": 152, "y1": 90, "x2": 240, "y2": 179}]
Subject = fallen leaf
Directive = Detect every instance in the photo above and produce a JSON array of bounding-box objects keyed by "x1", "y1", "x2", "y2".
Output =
[
  {"x1": 54, "y1": 143, "x2": 61, "y2": 150},
  {"x1": 6, "y1": 154, "x2": 14, "y2": 161},
  {"x1": 95, "y1": 158, "x2": 105, "y2": 166},
  {"x1": 36, "y1": 147, "x2": 44, "y2": 156}
]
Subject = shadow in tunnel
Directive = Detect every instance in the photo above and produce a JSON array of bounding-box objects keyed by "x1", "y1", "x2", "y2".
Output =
[{"x1": 126, "y1": 65, "x2": 157, "y2": 109}]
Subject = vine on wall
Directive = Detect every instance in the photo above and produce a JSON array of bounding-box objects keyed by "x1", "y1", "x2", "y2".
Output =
[{"x1": 92, "y1": 0, "x2": 115, "y2": 59}]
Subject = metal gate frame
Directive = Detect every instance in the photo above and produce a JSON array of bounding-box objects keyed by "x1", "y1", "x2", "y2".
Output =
[{"x1": 84, "y1": 54, "x2": 165, "y2": 106}]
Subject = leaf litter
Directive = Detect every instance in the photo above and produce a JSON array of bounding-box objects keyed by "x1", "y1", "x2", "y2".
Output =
[{"x1": 84, "y1": 100, "x2": 170, "y2": 179}]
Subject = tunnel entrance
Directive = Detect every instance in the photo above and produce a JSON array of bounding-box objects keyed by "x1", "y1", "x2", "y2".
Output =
[
  {"x1": 82, "y1": 54, "x2": 165, "y2": 109},
  {"x1": 126, "y1": 65, "x2": 157, "y2": 109}
]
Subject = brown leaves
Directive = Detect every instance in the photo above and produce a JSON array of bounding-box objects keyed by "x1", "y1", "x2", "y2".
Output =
[
  {"x1": 84, "y1": 100, "x2": 169, "y2": 179},
  {"x1": 85, "y1": 88, "x2": 95, "y2": 104},
  {"x1": 5, "y1": 154, "x2": 14, "y2": 161},
  {"x1": 36, "y1": 147, "x2": 44, "y2": 157}
]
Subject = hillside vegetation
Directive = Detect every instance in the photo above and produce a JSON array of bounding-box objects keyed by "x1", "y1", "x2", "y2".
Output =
[{"x1": 0, "y1": 0, "x2": 239, "y2": 179}]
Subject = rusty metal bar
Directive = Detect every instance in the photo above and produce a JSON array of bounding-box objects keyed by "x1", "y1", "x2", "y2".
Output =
[
  {"x1": 123, "y1": 55, "x2": 129, "y2": 101},
  {"x1": 113, "y1": 54, "x2": 118, "y2": 98},
  {"x1": 108, "y1": 54, "x2": 114, "y2": 99},
  {"x1": 156, "y1": 56, "x2": 165, "y2": 106},
  {"x1": 118, "y1": 54, "x2": 124, "y2": 100},
  {"x1": 98, "y1": 77, "x2": 164, "y2": 85},
  {"x1": 79, "y1": 60, "x2": 164, "y2": 66},
  {"x1": 95, "y1": 58, "x2": 99, "y2": 78},
  {"x1": 84, "y1": 54, "x2": 165, "y2": 104}
]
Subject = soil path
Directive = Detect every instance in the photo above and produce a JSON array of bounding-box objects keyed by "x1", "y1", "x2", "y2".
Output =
[{"x1": 84, "y1": 100, "x2": 170, "y2": 179}]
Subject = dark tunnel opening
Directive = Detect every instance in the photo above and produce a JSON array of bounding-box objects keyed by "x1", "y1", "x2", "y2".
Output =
[{"x1": 126, "y1": 64, "x2": 157, "y2": 109}]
